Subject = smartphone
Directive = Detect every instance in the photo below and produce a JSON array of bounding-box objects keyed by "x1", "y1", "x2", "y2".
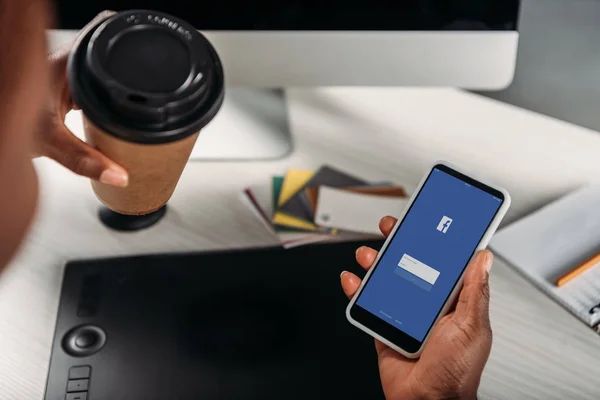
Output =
[{"x1": 346, "y1": 161, "x2": 510, "y2": 358}]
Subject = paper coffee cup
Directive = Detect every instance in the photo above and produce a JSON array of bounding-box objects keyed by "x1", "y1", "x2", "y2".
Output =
[{"x1": 67, "y1": 10, "x2": 224, "y2": 215}]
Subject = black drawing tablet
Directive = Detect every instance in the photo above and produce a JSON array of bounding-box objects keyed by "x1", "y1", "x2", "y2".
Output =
[{"x1": 44, "y1": 239, "x2": 385, "y2": 400}]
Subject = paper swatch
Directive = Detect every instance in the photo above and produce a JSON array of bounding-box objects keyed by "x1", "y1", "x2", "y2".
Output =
[{"x1": 315, "y1": 186, "x2": 407, "y2": 235}]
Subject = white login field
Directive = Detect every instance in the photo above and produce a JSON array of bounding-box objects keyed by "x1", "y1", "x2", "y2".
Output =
[{"x1": 397, "y1": 254, "x2": 440, "y2": 285}]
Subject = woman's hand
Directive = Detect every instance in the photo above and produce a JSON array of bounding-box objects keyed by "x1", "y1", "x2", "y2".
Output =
[
  {"x1": 341, "y1": 216, "x2": 493, "y2": 400},
  {"x1": 32, "y1": 11, "x2": 128, "y2": 187}
]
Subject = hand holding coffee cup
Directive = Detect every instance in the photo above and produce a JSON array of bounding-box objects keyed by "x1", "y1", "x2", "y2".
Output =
[
  {"x1": 34, "y1": 11, "x2": 128, "y2": 188},
  {"x1": 67, "y1": 10, "x2": 225, "y2": 230}
]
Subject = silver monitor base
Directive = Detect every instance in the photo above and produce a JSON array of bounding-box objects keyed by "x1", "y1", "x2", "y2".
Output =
[{"x1": 189, "y1": 88, "x2": 293, "y2": 161}]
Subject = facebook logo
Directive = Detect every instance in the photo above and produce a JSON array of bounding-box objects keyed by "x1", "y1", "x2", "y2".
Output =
[{"x1": 437, "y1": 216, "x2": 453, "y2": 233}]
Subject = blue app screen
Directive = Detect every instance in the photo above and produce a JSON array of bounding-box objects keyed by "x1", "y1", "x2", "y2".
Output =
[{"x1": 356, "y1": 168, "x2": 502, "y2": 341}]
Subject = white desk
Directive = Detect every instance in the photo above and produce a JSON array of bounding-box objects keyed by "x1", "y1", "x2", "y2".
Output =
[{"x1": 2, "y1": 88, "x2": 600, "y2": 399}]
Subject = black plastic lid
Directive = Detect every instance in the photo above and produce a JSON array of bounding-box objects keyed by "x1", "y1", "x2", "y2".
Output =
[{"x1": 68, "y1": 10, "x2": 225, "y2": 144}]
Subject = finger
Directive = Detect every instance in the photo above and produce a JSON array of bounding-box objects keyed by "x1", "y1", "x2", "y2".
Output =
[
  {"x1": 43, "y1": 125, "x2": 128, "y2": 186},
  {"x1": 379, "y1": 216, "x2": 397, "y2": 237},
  {"x1": 340, "y1": 271, "x2": 362, "y2": 299},
  {"x1": 49, "y1": 11, "x2": 116, "y2": 60},
  {"x1": 374, "y1": 340, "x2": 416, "y2": 374},
  {"x1": 356, "y1": 246, "x2": 378, "y2": 270},
  {"x1": 454, "y1": 250, "x2": 493, "y2": 324},
  {"x1": 49, "y1": 11, "x2": 117, "y2": 113}
]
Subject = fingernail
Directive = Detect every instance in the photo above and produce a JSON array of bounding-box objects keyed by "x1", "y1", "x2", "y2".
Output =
[
  {"x1": 340, "y1": 271, "x2": 348, "y2": 279},
  {"x1": 484, "y1": 251, "x2": 493, "y2": 273},
  {"x1": 99, "y1": 168, "x2": 128, "y2": 187}
]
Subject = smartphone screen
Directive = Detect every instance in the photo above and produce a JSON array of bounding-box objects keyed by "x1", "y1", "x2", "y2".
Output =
[{"x1": 349, "y1": 164, "x2": 505, "y2": 351}]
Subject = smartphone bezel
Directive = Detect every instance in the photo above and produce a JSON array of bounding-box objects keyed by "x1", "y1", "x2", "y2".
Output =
[{"x1": 346, "y1": 161, "x2": 511, "y2": 358}]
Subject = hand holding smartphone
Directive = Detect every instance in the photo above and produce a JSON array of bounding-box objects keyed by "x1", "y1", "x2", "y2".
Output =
[{"x1": 346, "y1": 161, "x2": 510, "y2": 358}]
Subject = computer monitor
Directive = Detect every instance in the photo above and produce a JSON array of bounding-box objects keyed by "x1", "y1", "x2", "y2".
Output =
[{"x1": 51, "y1": 2, "x2": 521, "y2": 159}]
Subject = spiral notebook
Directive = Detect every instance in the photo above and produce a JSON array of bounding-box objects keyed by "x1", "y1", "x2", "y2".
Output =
[{"x1": 490, "y1": 185, "x2": 600, "y2": 333}]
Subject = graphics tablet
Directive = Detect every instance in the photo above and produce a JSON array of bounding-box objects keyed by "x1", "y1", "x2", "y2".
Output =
[{"x1": 44, "y1": 240, "x2": 384, "y2": 400}]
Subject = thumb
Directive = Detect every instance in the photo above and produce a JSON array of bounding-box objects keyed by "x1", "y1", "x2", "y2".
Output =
[
  {"x1": 454, "y1": 250, "x2": 493, "y2": 325},
  {"x1": 49, "y1": 10, "x2": 116, "y2": 60},
  {"x1": 43, "y1": 125, "x2": 128, "y2": 187}
]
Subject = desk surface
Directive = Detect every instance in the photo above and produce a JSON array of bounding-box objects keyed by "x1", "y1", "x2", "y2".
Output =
[{"x1": 2, "y1": 88, "x2": 600, "y2": 399}]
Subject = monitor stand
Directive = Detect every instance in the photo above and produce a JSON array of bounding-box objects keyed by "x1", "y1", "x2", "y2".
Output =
[
  {"x1": 65, "y1": 88, "x2": 294, "y2": 162},
  {"x1": 189, "y1": 88, "x2": 294, "y2": 161}
]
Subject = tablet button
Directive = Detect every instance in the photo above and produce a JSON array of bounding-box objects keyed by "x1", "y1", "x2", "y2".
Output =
[
  {"x1": 75, "y1": 332, "x2": 97, "y2": 349},
  {"x1": 62, "y1": 325, "x2": 106, "y2": 357},
  {"x1": 69, "y1": 366, "x2": 91, "y2": 380},
  {"x1": 66, "y1": 393, "x2": 87, "y2": 400},
  {"x1": 67, "y1": 379, "x2": 89, "y2": 392}
]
